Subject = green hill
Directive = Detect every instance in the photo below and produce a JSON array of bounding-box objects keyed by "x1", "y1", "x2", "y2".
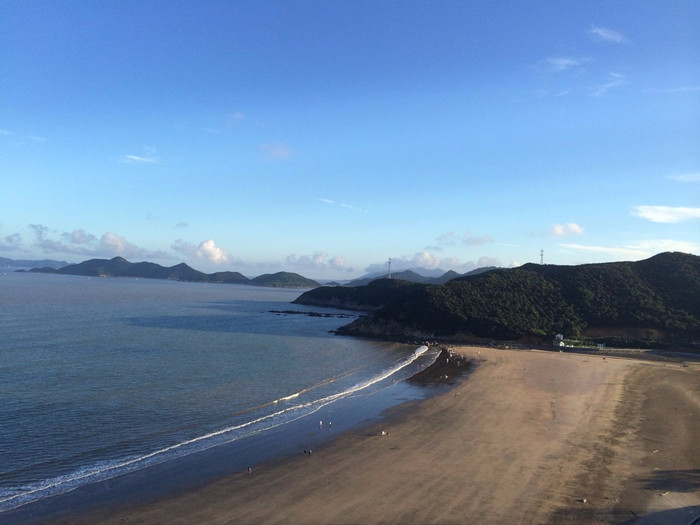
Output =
[
  {"x1": 28, "y1": 257, "x2": 318, "y2": 289},
  {"x1": 295, "y1": 252, "x2": 700, "y2": 346},
  {"x1": 30, "y1": 257, "x2": 211, "y2": 281},
  {"x1": 250, "y1": 271, "x2": 320, "y2": 288}
]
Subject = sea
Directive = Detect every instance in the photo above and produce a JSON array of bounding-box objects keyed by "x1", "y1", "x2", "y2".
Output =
[{"x1": 0, "y1": 271, "x2": 442, "y2": 519}]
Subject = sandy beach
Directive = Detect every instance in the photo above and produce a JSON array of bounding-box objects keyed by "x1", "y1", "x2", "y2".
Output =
[{"x1": 58, "y1": 346, "x2": 700, "y2": 524}]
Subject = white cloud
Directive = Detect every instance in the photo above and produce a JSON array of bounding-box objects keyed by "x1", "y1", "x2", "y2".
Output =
[
  {"x1": 64, "y1": 229, "x2": 96, "y2": 245},
  {"x1": 551, "y1": 222, "x2": 584, "y2": 238},
  {"x1": 172, "y1": 239, "x2": 230, "y2": 264},
  {"x1": 260, "y1": 143, "x2": 293, "y2": 161},
  {"x1": 435, "y1": 231, "x2": 492, "y2": 248},
  {"x1": 120, "y1": 146, "x2": 160, "y2": 164},
  {"x1": 560, "y1": 239, "x2": 699, "y2": 259},
  {"x1": 26, "y1": 226, "x2": 168, "y2": 260},
  {"x1": 285, "y1": 251, "x2": 353, "y2": 274},
  {"x1": 588, "y1": 72, "x2": 627, "y2": 97},
  {"x1": 98, "y1": 232, "x2": 166, "y2": 259},
  {"x1": 633, "y1": 206, "x2": 700, "y2": 223},
  {"x1": 316, "y1": 197, "x2": 367, "y2": 213},
  {"x1": 365, "y1": 252, "x2": 500, "y2": 275},
  {"x1": 589, "y1": 26, "x2": 629, "y2": 44},
  {"x1": 198, "y1": 240, "x2": 229, "y2": 264},
  {"x1": 413, "y1": 251, "x2": 441, "y2": 269},
  {"x1": 668, "y1": 173, "x2": 700, "y2": 182},
  {"x1": 544, "y1": 57, "x2": 589, "y2": 72},
  {"x1": 121, "y1": 154, "x2": 158, "y2": 164},
  {"x1": 329, "y1": 255, "x2": 347, "y2": 270}
]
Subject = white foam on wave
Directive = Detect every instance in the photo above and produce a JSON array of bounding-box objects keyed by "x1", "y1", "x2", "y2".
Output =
[{"x1": 0, "y1": 345, "x2": 431, "y2": 513}]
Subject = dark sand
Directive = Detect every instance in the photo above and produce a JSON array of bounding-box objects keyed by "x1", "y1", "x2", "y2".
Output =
[{"x1": 41, "y1": 347, "x2": 700, "y2": 524}]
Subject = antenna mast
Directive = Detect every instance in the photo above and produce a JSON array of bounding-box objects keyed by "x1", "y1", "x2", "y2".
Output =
[
  {"x1": 387, "y1": 258, "x2": 392, "y2": 279},
  {"x1": 540, "y1": 249, "x2": 544, "y2": 265}
]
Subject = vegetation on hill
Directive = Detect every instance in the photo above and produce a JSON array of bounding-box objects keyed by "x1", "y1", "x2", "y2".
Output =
[
  {"x1": 345, "y1": 266, "x2": 496, "y2": 287},
  {"x1": 27, "y1": 257, "x2": 317, "y2": 289},
  {"x1": 295, "y1": 252, "x2": 700, "y2": 346},
  {"x1": 293, "y1": 278, "x2": 424, "y2": 310},
  {"x1": 250, "y1": 271, "x2": 320, "y2": 288},
  {"x1": 1, "y1": 257, "x2": 68, "y2": 269}
]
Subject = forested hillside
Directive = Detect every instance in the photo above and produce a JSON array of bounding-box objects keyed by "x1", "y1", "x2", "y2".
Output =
[{"x1": 294, "y1": 252, "x2": 700, "y2": 345}]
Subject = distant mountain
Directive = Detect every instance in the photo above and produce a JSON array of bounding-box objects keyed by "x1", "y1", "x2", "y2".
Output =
[
  {"x1": 29, "y1": 257, "x2": 211, "y2": 281},
  {"x1": 208, "y1": 271, "x2": 249, "y2": 284},
  {"x1": 346, "y1": 266, "x2": 497, "y2": 286},
  {"x1": 1, "y1": 257, "x2": 68, "y2": 270},
  {"x1": 250, "y1": 271, "x2": 320, "y2": 288},
  {"x1": 27, "y1": 257, "x2": 319, "y2": 289},
  {"x1": 294, "y1": 278, "x2": 424, "y2": 311},
  {"x1": 295, "y1": 252, "x2": 700, "y2": 346}
]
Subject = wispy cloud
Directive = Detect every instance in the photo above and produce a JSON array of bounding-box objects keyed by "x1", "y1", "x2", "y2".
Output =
[
  {"x1": 668, "y1": 173, "x2": 700, "y2": 183},
  {"x1": 260, "y1": 143, "x2": 293, "y2": 161},
  {"x1": 0, "y1": 232, "x2": 22, "y2": 252},
  {"x1": 285, "y1": 251, "x2": 353, "y2": 274},
  {"x1": 120, "y1": 146, "x2": 161, "y2": 165},
  {"x1": 62, "y1": 229, "x2": 96, "y2": 245},
  {"x1": 544, "y1": 57, "x2": 590, "y2": 72},
  {"x1": 463, "y1": 232, "x2": 494, "y2": 246},
  {"x1": 226, "y1": 111, "x2": 244, "y2": 126},
  {"x1": 633, "y1": 206, "x2": 700, "y2": 223},
  {"x1": 551, "y1": 222, "x2": 584, "y2": 238},
  {"x1": 316, "y1": 197, "x2": 367, "y2": 213},
  {"x1": 435, "y1": 231, "x2": 492, "y2": 247},
  {"x1": 339, "y1": 202, "x2": 366, "y2": 212},
  {"x1": 589, "y1": 26, "x2": 629, "y2": 44},
  {"x1": 0, "y1": 128, "x2": 46, "y2": 145},
  {"x1": 436, "y1": 232, "x2": 457, "y2": 247},
  {"x1": 587, "y1": 71, "x2": 627, "y2": 96},
  {"x1": 122, "y1": 155, "x2": 158, "y2": 164},
  {"x1": 28, "y1": 224, "x2": 170, "y2": 260},
  {"x1": 560, "y1": 239, "x2": 699, "y2": 259},
  {"x1": 364, "y1": 252, "x2": 501, "y2": 275},
  {"x1": 648, "y1": 86, "x2": 700, "y2": 94}
]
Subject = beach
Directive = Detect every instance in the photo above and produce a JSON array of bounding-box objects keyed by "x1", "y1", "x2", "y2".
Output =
[{"x1": 49, "y1": 347, "x2": 700, "y2": 524}]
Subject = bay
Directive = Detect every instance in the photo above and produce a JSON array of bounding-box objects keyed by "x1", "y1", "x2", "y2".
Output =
[{"x1": 0, "y1": 272, "x2": 436, "y2": 514}]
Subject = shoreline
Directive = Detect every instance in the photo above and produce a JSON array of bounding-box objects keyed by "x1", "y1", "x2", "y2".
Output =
[
  {"x1": 33, "y1": 345, "x2": 700, "y2": 524},
  {"x1": 2, "y1": 345, "x2": 457, "y2": 524}
]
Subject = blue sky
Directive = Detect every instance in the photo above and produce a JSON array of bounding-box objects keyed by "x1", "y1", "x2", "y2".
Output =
[{"x1": 2, "y1": 1, "x2": 699, "y2": 279}]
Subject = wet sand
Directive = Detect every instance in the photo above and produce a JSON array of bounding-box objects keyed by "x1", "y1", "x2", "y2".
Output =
[{"x1": 58, "y1": 347, "x2": 700, "y2": 524}]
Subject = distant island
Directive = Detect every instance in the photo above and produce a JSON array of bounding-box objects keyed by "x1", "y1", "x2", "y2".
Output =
[
  {"x1": 1, "y1": 257, "x2": 68, "y2": 270},
  {"x1": 295, "y1": 252, "x2": 700, "y2": 350},
  {"x1": 23, "y1": 256, "x2": 321, "y2": 289}
]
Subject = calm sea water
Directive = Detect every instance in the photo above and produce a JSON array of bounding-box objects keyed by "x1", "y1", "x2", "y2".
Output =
[{"x1": 0, "y1": 272, "x2": 435, "y2": 514}]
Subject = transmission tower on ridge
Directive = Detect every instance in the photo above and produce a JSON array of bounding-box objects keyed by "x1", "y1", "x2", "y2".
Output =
[
  {"x1": 387, "y1": 258, "x2": 392, "y2": 279},
  {"x1": 540, "y1": 249, "x2": 544, "y2": 265}
]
